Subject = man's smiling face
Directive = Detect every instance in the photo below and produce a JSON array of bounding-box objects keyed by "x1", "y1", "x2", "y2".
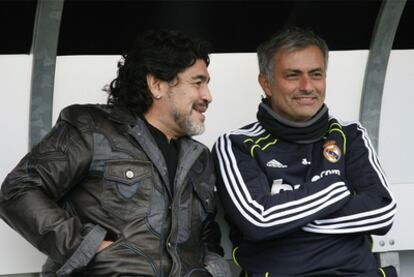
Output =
[{"x1": 260, "y1": 45, "x2": 326, "y2": 122}]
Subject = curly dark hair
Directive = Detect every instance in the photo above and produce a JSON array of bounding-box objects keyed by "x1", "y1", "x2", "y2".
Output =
[{"x1": 107, "y1": 29, "x2": 211, "y2": 114}]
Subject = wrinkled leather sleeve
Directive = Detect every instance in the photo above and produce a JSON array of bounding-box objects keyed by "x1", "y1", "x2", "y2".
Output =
[
  {"x1": 204, "y1": 250, "x2": 232, "y2": 277},
  {"x1": 202, "y1": 211, "x2": 224, "y2": 256},
  {"x1": 200, "y1": 152, "x2": 226, "y2": 263},
  {"x1": 195, "y1": 150, "x2": 222, "y2": 257},
  {"x1": 0, "y1": 105, "x2": 105, "y2": 270}
]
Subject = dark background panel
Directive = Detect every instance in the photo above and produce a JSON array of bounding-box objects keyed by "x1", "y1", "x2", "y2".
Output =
[
  {"x1": 0, "y1": 0, "x2": 37, "y2": 54},
  {"x1": 57, "y1": 0, "x2": 383, "y2": 54},
  {"x1": 0, "y1": 0, "x2": 413, "y2": 55},
  {"x1": 393, "y1": 0, "x2": 414, "y2": 49}
]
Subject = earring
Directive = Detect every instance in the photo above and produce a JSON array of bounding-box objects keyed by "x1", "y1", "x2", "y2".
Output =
[{"x1": 155, "y1": 95, "x2": 161, "y2": 100}]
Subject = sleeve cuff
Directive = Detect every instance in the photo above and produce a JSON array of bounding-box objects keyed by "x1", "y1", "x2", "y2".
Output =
[{"x1": 56, "y1": 224, "x2": 107, "y2": 275}]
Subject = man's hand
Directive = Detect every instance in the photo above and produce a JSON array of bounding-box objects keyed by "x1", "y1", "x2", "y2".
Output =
[{"x1": 97, "y1": 240, "x2": 113, "y2": 252}]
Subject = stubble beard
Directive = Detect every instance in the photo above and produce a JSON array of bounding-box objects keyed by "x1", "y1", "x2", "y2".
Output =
[{"x1": 172, "y1": 107, "x2": 205, "y2": 137}]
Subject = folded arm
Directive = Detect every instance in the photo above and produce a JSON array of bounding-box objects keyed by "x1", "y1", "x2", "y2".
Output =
[
  {"x1": 213, "y1": 129, "x2": 351, "y2": 241},
  {"x1": 303, "y1": 122, "x2": 396, "y2": 235}
]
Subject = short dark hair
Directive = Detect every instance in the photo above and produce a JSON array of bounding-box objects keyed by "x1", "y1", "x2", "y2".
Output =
[
  {"x1": 107, "y1": 29, "x2": 211, "y2": 114},
  {"x1": 257, "y1": 27, "x2": 329, "y2": 81}
]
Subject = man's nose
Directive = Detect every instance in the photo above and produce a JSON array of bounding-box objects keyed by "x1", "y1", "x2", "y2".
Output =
[
  {"x1": 201, "y1": 85, "x2": 212, "y2": 103},
  {"x1": 299, "y1": 75, "x2": 313, "y2": 92}
]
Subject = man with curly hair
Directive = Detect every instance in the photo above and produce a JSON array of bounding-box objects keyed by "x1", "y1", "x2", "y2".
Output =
[{"x1": 0, "y1": 29, "x2": 230, "y2": 276}]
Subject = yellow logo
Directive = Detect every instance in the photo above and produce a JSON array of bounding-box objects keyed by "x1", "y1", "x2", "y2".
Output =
[{"x1": 323, "y1": 140, "x2": 341, "y2": 163}]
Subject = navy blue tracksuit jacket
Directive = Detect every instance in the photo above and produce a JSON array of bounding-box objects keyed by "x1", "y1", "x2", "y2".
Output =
[{"x1": 213, "y1": 114, "x2": 396, "y2": 277}]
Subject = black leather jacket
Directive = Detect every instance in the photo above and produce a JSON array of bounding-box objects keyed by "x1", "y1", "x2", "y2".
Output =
[{"x1": 0, "y1": 104, "x2": 222, "y2": 276}]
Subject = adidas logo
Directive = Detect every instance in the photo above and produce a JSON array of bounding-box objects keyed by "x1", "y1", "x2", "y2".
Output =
[{"x1": 266, "y1": 159, "x2": 287, "y2": 168}]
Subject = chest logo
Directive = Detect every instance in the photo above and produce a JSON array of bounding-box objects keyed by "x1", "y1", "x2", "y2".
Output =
[
  {"x1": 266, "y1": 159, "x2": 287, "y2": 168},
  {"x1": 323, "y1": 140, "x2": 341, "y2": 163}
]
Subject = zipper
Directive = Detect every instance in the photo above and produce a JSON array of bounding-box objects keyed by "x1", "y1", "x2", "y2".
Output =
[{"x1": 167, "y1": 170, "x2": 189, "y2": 276}]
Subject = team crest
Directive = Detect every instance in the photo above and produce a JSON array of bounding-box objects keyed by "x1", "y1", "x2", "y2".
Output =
[{"x1": 323, "y1": 140, "x2": 341, "y2": 163}]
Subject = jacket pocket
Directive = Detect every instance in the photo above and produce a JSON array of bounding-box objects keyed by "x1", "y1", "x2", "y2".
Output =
[
  {"x1": 81, "y1": 239, "x2": 160, "y2": 276},
  {"x1": 185, "y1": 267, "x2": 211, "y2": 277},
  {"x1": 192, "y1": 180, "x2": 215, "y2": 222},
  {"x1": 102, "y1": 160, "x2": 154, "y2": 221}
]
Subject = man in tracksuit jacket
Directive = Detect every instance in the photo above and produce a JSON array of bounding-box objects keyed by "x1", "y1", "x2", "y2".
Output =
[
  {"x1": 213, "y1": 27, "x2": 396, "y2": 276},
  {"x1": 0, "y1": 30, "x2": 230, "y2": 276}
]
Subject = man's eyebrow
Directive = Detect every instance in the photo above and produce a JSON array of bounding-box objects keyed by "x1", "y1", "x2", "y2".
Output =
[
  {"x1": 283, "y1": 69, "x2": 302, "y2": 74},
  {"x1": 309, "y1": 67, "x2": 324, "y2": 73},
  {"x1": 192, "y1": 75, "x2": 210, "y2": 83},
  {"x1": 284, "y1": 67, "x2": 324, "y2": 73}
]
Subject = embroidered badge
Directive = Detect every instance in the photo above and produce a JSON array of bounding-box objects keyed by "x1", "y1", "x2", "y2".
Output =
[{"x1": 323, "y1": 140, "x2": 342, "y2": 163}]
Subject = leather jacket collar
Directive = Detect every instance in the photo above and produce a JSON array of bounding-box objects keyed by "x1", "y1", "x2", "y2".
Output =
[{"x1": 108, "y1": 105, "x2": 138, "y2": 125}]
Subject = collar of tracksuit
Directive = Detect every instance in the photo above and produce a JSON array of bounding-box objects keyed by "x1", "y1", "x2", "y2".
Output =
[{"x1": 256, "y1": 98, "x2": 329, "y2": 144}]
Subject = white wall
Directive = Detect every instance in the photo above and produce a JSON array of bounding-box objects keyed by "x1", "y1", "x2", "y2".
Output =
[
  {"x1": 379, "y1": 50, "x2": 414, "y2": 184},
  {"x1": 1, "y1": 50, "x2": 413, "y2": 275},
  {"x1": 372, "y1": 50, "x2": 414, "y2": 257},
  {"x1": 0, "y1": 55, "x2": 46, "y2": 274}
]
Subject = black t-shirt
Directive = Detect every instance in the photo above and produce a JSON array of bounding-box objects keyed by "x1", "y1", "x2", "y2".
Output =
[{"x1": 145, "y1": 121, "x2": 178, "y2": 192}]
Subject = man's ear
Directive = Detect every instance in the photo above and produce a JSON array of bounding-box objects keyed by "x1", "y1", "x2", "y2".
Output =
[
  {"x1": 146, "y1": 74, "x2": 162, "y2": 99},
  {"x1": 258, "y1": 73, "x2": 273, "y2": 98}
]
